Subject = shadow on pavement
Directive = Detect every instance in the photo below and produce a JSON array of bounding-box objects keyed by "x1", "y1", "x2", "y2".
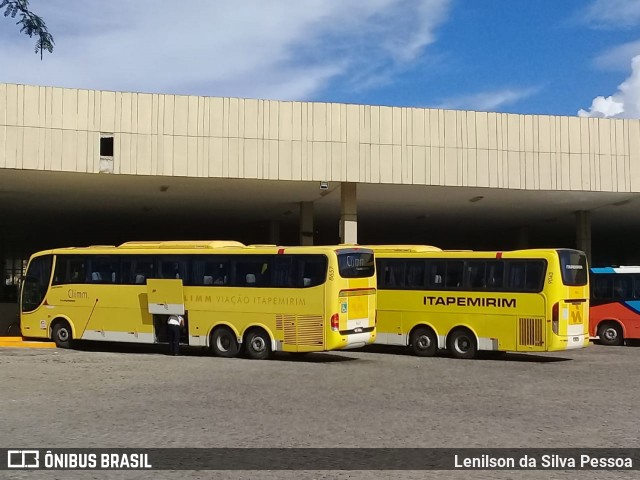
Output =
[
  {"x1": 357, "y1": 344, "x2": 572, "y2": 362},
  {"x1": 68, "y1": 341, "x2": 358, "y2": 362},
  {"x1": 271, "y1": 352, "x2": 358, "y2": 363}
]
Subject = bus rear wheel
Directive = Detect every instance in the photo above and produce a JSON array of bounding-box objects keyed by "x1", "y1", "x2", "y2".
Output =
[
  {"x1": 244, "y1": 329, "x2": 272, "y2": 360},
  {"x1": 409, "y1": 327, "x2": 437, "y2": 357},
  {"x1": 52, "y1": 321, "x2": 72, "y2": 349},
  {"x1": 211, "y1": 327, "x2": 239, "y2": 358},
  {"x1": 447, "y1": 329, "x2": 477, "y2": 359},
  {"x1": 598, "y1": 322, "x2": 623, "y2": 346}
]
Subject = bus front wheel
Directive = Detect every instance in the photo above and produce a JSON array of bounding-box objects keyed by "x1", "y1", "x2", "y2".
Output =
[
  {"x1": 244, "y1": 330, "x2": 272, "y2": 360},
  {"x1": 598, "y1": 322, "x2": 623, "y2": 346},
  {"x1": 409, "y1": 327, "x2": 437, "y2": 357},
  {"x1": 52, "y1": 321, "x2": 72, "y2": 349},
  {"x1": 447, "y1": 329, "x2": 477, "y2": 359},
  {"x1": 211, "y1": 327, "x2": 240, "y2": 358}
]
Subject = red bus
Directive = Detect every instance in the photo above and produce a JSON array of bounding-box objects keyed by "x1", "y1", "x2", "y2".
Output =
[{"x1": 590, "y1": 267, "x2": 640, "y2": 346}]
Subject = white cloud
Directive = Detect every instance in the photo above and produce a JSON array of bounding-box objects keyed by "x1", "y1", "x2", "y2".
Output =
[
  {"x1": 578, "y1": 55, "x2": 640, "y2": 118},
  {"x1": 594, "y1": 40, "x2": 640, "y2": 71},
  {"x1": 582, "y1": 0, "x2": 640, "y2": 28},
  {"x1": 436, "y1": 87, "x2": 539, "y2": 112},
  {"x1": 0, "y1": 0, "x2": 451, "y2": 100}
]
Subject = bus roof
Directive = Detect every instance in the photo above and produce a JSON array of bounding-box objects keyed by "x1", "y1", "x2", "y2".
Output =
[
  {"x1": 368, "y1": 247, "x2": 581, "y2": 259},
  {"x1": 29, "y1": 241, "x2": 374, "y2": 257},
  {"x1": 362, "y1": 245, "x2": 443, "y2": 253},
  {"x1": 118, "y1": 240, "x2": 245, "y2": 249}
]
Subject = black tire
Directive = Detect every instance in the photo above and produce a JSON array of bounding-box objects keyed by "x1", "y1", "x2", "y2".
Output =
[
  {"x1": 598, "y1": 322, "x2": 623, "y2": 346},
  {"x1": 52, "y1": 322, "x2": 72, "y2": 349},
  {"x1": 447, "y1": 329, "x2": 477, "y2": 359},
  {"x1": 409, "y1": 327, "x2": 438, "y2": 357},
  {"x1": 244, "y1": 330, "x2": 272, "y2": 360},
  {"x1": 211, "y1": 327, "x2": 239, "y2": 358}
]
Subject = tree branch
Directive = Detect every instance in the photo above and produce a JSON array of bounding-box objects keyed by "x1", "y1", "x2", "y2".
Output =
[{"x1": 2, "y1": 0, "x2": 54, "y2": 59}]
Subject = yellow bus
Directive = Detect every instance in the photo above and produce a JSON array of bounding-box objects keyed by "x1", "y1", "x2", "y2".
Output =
[
  {"x1": 19, "y1": 241, "x2": 376, "y2": 359},
  {"x1": 367, "y1": 246, "x2": 589, "y2": 359}
]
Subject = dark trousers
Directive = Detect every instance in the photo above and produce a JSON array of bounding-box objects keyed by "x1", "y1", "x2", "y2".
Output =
[{"x1": 168, "y1": 324, "x2": 181, "y2": 355}]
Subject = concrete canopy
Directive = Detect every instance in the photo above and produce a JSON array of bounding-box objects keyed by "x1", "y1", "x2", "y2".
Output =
[{"x1": 2, "y1": 168, "x2": 640, "y2": 265}]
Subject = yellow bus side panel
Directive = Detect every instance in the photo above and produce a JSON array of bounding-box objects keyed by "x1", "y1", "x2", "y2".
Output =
[
  {"x1": 40, "y1": 285, "x2": 154, "y2": 339},
  {"x1": 185, "y1": 286, "x2": 326, "y2": 352},
  {"x1": 377, "y1": 290, "x2": 547, "y2": 352}
]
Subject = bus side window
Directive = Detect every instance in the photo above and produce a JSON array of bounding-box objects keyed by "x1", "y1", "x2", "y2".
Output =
[
  {"x1": 131, "y1": 257, "x2": 156, "y2": 284},
  {"x1": 428, "y1": 261, "x2": 446, "y2": 289},
  {"x1": 159, "y1": 258, "x2": 188, "y2": 281},
  {"x1": 486, "y1": 261, "x2": 505, "y2": 290},
  {"x1": 593, "y1": 276, "x2": 613, "y2": 299},
  {"x1": 524, "y1": 261, "x2": 544, "y2": 291},
  {"x1": 635, "y1": 275, "x2": 640, "y2": 299},
  {"x1": 192, "y1": 258, "x2": 229, "y2": 286},
  {"x1": 614, "y1": 276, "x2": 632, "y2": 299},
  {"x1": 385, "y1": 261, "x2": 405, "y2": 289},
  {"x1": 87, "y1": 256, "x2": 119, "y2": 284},
  {"x1": 52, "y1": 257, "x2": 67, "y2": 285},
  {"x1": 300, "y1": 256, "x2": 327, "y2": 288},
  {"x1": 375, "y1": 260, "x2": 385, "y2": 288},
  {"x1": 272, "y1": 256, "x2": 295, "y2": 287},
  {"x1": 53, "y1": 256, "x2": 86, "y2": 285},
  {"x1": 233, "y1": 257, "x2": 270, "y2": 286},
  {"x1": 405, "y1": 261, "x2": 425, "y2": 289},
  {"x1": 69, "y1": 257, "x2": 86, "y2": 283},
  {"x1": 507, "y1": 262, "x2": 525, "y2": 290},
  {"x1": 466, "y1": 262, "x2": 486, "y2": 289},
  {"x1": 445, "y1": 261, "x2": 463, "y2": 289}
]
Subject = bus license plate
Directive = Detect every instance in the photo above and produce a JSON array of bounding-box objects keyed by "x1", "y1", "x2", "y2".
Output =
[
  {"x1": 573, "y1": 336, "x2": 580, "y2": 342},
  {"x1": 354, "y1": 327, "x2": 363, "y2": 333}
]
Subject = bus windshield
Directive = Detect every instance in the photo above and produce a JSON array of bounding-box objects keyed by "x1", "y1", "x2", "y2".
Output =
[
  {"x1": 558, "y1": 250, "x2": 588, "y2": 286},
  {"x1": 21, "y1": 254, "x2": 53, "y2": 313},
  {"x1": 337, "y1": 250, "x2": 375, "y2": 278}
]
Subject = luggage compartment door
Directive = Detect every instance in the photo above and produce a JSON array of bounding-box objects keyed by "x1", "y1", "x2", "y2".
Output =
[{"x1": 146, "y1": 279, "x2": 185, "y2": 315}]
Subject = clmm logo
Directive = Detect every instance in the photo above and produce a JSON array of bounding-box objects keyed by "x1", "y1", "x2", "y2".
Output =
[{"x1": 570, "y1": 311, "x2": 582, "y2": 323}]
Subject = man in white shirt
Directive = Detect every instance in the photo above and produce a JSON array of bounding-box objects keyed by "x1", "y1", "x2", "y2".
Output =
[{"x1": 167, "y1": 314, "x2": 184, "y2": 356}]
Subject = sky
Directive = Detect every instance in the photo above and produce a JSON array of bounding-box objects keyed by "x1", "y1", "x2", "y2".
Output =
[{"x1": 1, "y1": 0, "x2": 640, "y2": 118}]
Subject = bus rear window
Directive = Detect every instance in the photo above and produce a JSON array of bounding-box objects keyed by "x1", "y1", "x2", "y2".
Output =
[
  {"x1": 558, "y1": 250, "x2": 588, "y2": 286},
  {"x1": 337, "y1": 250, "x2": 375, "y2": 278}
]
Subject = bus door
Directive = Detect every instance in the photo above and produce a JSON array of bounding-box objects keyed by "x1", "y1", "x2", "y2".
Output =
[{"x1": 147, "y1": 279, "x2": 187, "y2": 344}]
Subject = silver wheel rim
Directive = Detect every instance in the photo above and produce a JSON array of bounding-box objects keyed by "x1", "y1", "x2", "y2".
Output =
[
  {"x1": 251, "y1": 336, "x2": 266, "y2": 353},
  {"x1": 417, "y1": 334, "x2": 431, "y2": 350},
  {"x1": 216, "y1": 334, "x2": 231, "y2": 352},
  {"x1": 603, "y1": 328, "x2": 618, "y2": 341},
  {"x1": 58, "y1": 328, "x2": 69, "y2": 342},
  {"x1": 454, "y1": 336, "x2": 471, "y2": 354}
]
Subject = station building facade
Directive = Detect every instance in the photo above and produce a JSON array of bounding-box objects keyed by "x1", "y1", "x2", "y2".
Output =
[{"x1": 1, "y1": 83, "x2": 640, "y2": 310}]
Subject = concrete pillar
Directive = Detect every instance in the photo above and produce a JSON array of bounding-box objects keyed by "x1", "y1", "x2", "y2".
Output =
[
  {"x1": 299, "y1": 202, "x2": 314, "y2": 246},
  {"x1": 576, "y1": 211, "x2": 591, "y2": 264},
  {"x1": 268, "y1": 220, "x2": 280, "y2": 245},
  {"x1": 339, "y1": 183, "x2": 358, "y2": 244}
]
